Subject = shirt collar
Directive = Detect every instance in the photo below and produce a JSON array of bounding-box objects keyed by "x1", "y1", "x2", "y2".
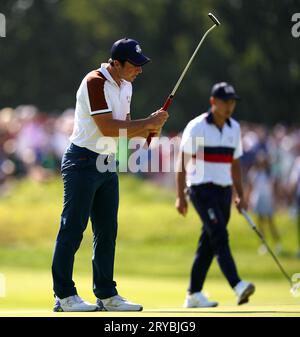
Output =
[
  {"x1": 99, "y1": 63, "x2": 129, "y2": 88},
  {"x1": 206, "y1": 110, "x2": 232, "y2": 128},
  {"x1": 99, "y1": 63, "x2": 118, "y2": 86}
]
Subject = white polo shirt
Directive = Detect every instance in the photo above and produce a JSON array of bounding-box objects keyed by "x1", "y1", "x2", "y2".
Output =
[
  {"x1": 70, "y1": 63, "x2": 132, "y2": 154},
  {"x1": 180, "y1": 111, "x2": 243, "y2": 187}
]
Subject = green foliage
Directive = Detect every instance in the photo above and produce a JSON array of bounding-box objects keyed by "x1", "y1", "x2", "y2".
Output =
[{"x1": 0, "y1": 0, "x2": 299, "y2": 126}]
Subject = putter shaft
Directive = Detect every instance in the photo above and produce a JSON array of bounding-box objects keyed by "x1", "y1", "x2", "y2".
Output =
[
  {"x1": 241, "y1": 209, "x2": 292, "y2": 287},
  {"x1": 147, "y1": 13, "x2": 221, "y2": 144}
]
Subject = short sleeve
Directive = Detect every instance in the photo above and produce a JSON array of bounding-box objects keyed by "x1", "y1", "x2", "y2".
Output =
[
  {"x1": 180, "y1": 120, "x2": 204, "y2": 155},
  {"x1": 233, "y1": 125, "x2": 243, "y2": 159},
  {"x1": 86, "y1": 76, "x2": 112, "y2": 115}
]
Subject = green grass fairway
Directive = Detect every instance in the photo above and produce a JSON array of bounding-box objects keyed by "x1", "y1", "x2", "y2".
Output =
[{"x1": 0, "y1": 269, "x2": 299, "y2": 317}]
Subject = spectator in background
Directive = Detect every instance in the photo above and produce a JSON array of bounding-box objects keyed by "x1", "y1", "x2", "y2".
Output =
[
  {"x1": 289, "y1": 145, "x2": 300, "y2": 258},
  {"x1": 247, "y1": 151, "x2": 282, "y2": 255}
]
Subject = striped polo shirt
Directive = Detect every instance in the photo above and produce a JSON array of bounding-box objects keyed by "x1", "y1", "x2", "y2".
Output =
[
  {"x1": 180, "y1": 111, "x2": 243, "y2": 187},
  {"x1": 70, "y1": 63, "x2": 132, "y2": 154}
]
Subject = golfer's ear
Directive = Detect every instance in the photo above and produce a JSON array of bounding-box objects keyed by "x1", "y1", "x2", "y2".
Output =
[
  {"x1": 113, "y1": 60, "x2": 123, "y2": 69},
  {"x1": 210, "y1": 96, "x2": 215, "y2": 105}
]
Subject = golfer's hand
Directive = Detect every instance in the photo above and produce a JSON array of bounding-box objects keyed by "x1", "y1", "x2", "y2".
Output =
[
  {"x1": 149, "y1": 128, "x2": 162, "y2": 137},
  {"x1": 235, "y1": 196, "x2": 248, "y2": 214},
  {"x1": 147, "y1": 109, "x2": 169, "y2": 130},
  {"x1": 175, "y1": 196, "x2": 188, "y2": 217}
]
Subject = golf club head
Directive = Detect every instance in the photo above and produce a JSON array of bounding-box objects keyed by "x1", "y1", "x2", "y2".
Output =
[{"x1": 208, "y1": 13, "x2": 221, "y2": 26}]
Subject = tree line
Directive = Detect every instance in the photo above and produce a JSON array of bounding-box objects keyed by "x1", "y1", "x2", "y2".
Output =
[{"x1": 1, "y1": 0, "x2": 299, "y2": 131}]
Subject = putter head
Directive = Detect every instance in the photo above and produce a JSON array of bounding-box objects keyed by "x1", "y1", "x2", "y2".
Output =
[{"x1": 208, "y1": 13, "x2": 221, "y2": 26}]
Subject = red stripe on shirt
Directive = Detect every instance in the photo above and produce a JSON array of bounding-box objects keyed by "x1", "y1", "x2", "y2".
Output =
[
  {"x1": 192, "y1": 153, "x2": 233, "y2": 163},
  {"x1": 204, "y1": 153, "x2": 233, "y2": 163}
]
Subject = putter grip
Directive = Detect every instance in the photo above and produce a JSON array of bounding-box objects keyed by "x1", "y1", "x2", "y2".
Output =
[
  {"x1": 146, "y1": 96, "x2": 173, "y2": 146},
  {"x1": 162, "y1": 96, "x2": 173, "y2": 110}
]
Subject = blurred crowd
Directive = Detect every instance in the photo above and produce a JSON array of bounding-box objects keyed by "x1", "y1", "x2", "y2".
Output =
[
  {"x1": 240, "y1": 123, "x2": 300, "y2": 256},
  {"x1": 240, "y1": 122, "x2": 300, "y2": 207},
  {"x1": 0, "y1": 105, "x2": 74, "y2": 191}
]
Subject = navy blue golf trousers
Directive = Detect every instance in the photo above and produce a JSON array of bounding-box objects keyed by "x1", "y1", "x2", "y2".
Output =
[
  {"x1": 52, "y1": 143, "x2": 119, "y2": 299},
  {"x1": 188, "y1": 183, "x2": 241, "y2": 293}
]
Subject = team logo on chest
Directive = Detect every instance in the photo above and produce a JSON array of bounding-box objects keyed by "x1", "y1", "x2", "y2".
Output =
[{"x1": 127, "y1": 95, "x2": 131, "y2": 103}]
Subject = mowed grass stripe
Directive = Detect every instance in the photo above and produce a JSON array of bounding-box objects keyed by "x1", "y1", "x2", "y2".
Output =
[{"x1": 0, "y1": 269, "x2": 299, "y2": 316}]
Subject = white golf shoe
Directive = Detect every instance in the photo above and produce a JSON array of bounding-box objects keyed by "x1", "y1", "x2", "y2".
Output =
[
  {"x1": 234, "y1": 280, "x2": 255, "y2": 305},
  {"x1": 97, "y1": 295, "x2": 143, "y2": 311},
  {"x1": 183, "y1": 292, "x2": 218, "y2": 308},
  {"x1": 53, "y1": 295, "x2": 98, "y2": 312}
]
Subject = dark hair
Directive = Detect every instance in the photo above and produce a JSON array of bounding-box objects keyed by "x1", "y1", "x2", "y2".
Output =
[{"x1": 108, "y1": 58, "x2": 126, "y2": 67}]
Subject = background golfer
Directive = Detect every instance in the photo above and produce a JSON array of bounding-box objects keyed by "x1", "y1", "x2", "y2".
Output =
[
  {"x1": 176, "y1": 82, "x2": 255, "y2": 308},
  {"x1": 51, "y1": 38, "x2": 168, "y2": 312}
]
